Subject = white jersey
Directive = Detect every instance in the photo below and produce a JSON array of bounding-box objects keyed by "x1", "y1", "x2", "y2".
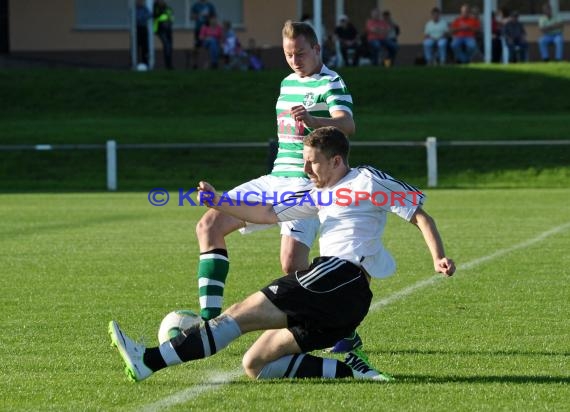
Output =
[{"x1": 274, "y1": 166, "x2": 425, "y2": 278}]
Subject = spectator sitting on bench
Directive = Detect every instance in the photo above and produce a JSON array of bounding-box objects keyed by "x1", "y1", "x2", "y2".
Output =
[
  {"x1": 423, "y1": 7, "x2": 449, "y2": 65},
  {"x1": 450, "y1": 3, "x2": 480, "y2": 64},
  {"x1": 334, "y1": 14, "x2": 360, "y2": 67},
  {"x1": 503, "y1": 11, "x2": 528, "y2": 62},
  {"x1": 538, "y1": 3, "x2": 565, "y2": 62}
]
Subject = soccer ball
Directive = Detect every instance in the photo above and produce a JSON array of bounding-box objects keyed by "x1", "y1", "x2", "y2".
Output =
[
  {"x1": 136, "y1": 63, "x2": 148, "y2": 71},
  {"x1": 158, "y1": 309, "x2": 201, "y2": 344}
]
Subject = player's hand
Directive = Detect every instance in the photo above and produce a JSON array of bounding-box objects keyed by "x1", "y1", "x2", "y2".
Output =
[
  {"x1": 290, "y1": 105, "x2": 313, "y2": 127},
  {"x1": 197, "y1": 181, "x2": 216, "y2": 207},
  {"x1": 435, "y1": 257, "x2": 456, "y2": 277},
  {"x1": 197, "y1": 181, "x2": 215, "y2": 193}
]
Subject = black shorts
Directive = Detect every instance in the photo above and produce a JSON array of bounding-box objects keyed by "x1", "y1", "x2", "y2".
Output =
[{"x1": 260, "y1": 256, "x2": 372, "y2": 352}]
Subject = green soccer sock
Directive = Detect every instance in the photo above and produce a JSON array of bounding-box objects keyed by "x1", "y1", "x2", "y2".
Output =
[{"x1": 197, "y1": 248, "x2": 229, "y2": 320}]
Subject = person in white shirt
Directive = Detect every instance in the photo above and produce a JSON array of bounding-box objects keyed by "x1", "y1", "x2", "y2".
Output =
[
  {"x1": 109, "y1": 126, "x2": 455, "y2": 383},
  {"x1": 423, "y1": 7, "x2": 449, "y2": 65}
]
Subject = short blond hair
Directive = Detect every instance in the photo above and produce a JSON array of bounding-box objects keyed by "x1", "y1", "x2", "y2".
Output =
[{"x1": 282, "y1": 20, "x2": 318, "y2": 47}]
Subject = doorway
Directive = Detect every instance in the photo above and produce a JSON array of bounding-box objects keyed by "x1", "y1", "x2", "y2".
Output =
[{"x1": 0, "y1": 0, "x2": 9, "y2": 53}]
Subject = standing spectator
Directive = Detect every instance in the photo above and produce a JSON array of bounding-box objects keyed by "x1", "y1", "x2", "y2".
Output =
[
  {"x1": 334, "y1": 14, "x2": 360, "y2": 67},
  {"x1": 136, "y1": 0, "x2": 152, "y2": 67},
  {"x1": 539, "y1": 3, "x2": 565, "y2": 62},
  {"x1": 381, "y1": 11, "x2": 399, "y2": 66},
  {"x1": 503, "y1": 11, "x2": 528, "y2": 62},
  {"x1": 365, "y1": 8, "x2": 391, "y2": 66},
  {"x1": 450, "y1": 3, "x2": 480, "y2": 63},
  {"x1": 200, "y1": 15, "x2": 223, "y2": 69},
  {"x1": 190, "y1": 0, "x2": 216, "y2": 69},
  {"x1": 153, "y1": 0, "x2": 174, "y2": 69},
  {"x1": 423, "y1": 7, "x2": 449, "y2": 65}
]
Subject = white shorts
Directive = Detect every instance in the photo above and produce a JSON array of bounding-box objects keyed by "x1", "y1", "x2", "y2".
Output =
[{"x1": 226, "y1": 175, "x2": 319, "y2": 248}]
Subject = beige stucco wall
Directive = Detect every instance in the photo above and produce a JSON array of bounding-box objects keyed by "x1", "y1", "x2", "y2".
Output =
[
  {"x1": 382, "y1": 0, "x2": 429, "y2": 44},
  {"x1": 9, "y1": 0, "x2": 297, "y2": 51},
  {"x1": 11, "y1": 0, "x2": 128, "y2": 50},
  {"x1": 7, "y1": 0, "x2": 569, "y2": 51}
]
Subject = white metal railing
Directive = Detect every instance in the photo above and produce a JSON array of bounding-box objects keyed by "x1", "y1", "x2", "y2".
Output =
[{"x1": 1, "y1": 138, "x2": 569, "y2": 190}]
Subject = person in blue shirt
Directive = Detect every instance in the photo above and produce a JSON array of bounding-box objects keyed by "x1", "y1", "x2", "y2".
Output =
[{"x1": 136, "y1": 0, "x2": 152, "y2": 66}]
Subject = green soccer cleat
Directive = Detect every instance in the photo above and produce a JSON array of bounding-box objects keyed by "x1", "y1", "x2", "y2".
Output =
[
  {"x1": 344, "y1": 349, "x2": 394, "y2": 382},
  {"x1": 108, "y1": 320, "x2": 153, "y2": 382}
]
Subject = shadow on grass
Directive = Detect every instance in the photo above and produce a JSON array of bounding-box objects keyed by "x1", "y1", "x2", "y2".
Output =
[
  {"x1": 220, "y1": 374, "x2": 570, "y2": 386},
  {"x1": 368, "y1": 348, "x2": 570, "y2": 357},
  {"x1": 392, "y1": 374, "x2": 570, "y2": 385},
  {"x1": 0, "y1": 213, "x2": 144, "y2": 239}
]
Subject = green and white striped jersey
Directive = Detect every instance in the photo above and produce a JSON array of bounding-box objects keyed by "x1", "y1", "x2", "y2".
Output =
[{"x1": 272, "y1": 65, "x2": 353, "y2": 177}]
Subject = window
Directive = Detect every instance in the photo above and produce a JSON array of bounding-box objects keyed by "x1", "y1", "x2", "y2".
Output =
[
  {"x1": 496, "y1": 0, "x2": 544, "y2": 14},
  {"x1": 75, "y1": 0, "x2": 130, "y2": 29},
  {"x1": 441, "y1": 0, "x2": 484, "y2": 14},
  {"x1": 441, "y1": 1, "x2": 569, "y2": 16},
  {"x1": 74, "y1": 0, "x2": 243, "y2": 30}
]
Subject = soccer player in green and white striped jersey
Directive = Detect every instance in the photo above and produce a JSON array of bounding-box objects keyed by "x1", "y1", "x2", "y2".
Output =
[{"x1": 195, "y1": 20, "x2": 355, "y2": 325}]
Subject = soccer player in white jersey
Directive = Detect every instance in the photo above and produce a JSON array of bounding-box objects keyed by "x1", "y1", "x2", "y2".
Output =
[
  {"x1": 109, "y1": 126, "x2": 455, "y2": 382},
  {"x1": 195, "y1": 20, "x2": 355, "y2": 323}
]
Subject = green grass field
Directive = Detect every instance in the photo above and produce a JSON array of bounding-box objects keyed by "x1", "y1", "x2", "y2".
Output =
[
  {"x1": 1, "y1": 188, "x2": 569, "y2": 411},
  {"x1": 1, "y1": 64, "x2": 569, "y2": 190}
]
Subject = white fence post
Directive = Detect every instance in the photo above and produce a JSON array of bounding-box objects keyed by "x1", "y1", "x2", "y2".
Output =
[
  {"x1": 426, "y1": 137, "x2": 438, "y2": 188},
  {"x1": 106, "y1": 140, "x2": 117, "y2": 191}
]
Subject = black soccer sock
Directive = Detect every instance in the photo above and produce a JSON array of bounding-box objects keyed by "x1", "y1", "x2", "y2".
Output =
[
  {"x1": 143, "y1": 348, "x2": 167, "y2": 372},
  {"x1": 149, "y1": 315, "x2": 242, "y2": 368}
]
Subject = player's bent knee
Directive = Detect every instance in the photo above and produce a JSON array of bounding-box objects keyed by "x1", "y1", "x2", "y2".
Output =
[
  {"x1": 195, "y1": 210, "x2": 217, "y2": 236},
  {"x1": 242, "y1": 352, "x2": 262, "y2": 379},
  {"x1": 196, "y1": 209, "x2": 241, "y2": 239}
]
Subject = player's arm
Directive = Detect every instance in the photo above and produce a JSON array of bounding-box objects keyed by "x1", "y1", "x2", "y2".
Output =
[
  {"x1": 197, "y1": 181, "x2": 278, "y2": 224},
  {"x1": 290, "y1": 106, "x2": 355, "y2": 136},
  {"x1": 410, "y1": 207, "x2": 456, "y2": 277}
]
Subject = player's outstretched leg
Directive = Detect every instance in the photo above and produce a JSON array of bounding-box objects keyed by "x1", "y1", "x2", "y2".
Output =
[
  {"x1": 195, "y1": 209, "x2": 244, "y2": 320},
  {"x1": 108, "y1": 314, "x2": 243, "y2": 382},
  {"x1": 109, "y1": 291, "x2": 287, "y2": 382}
]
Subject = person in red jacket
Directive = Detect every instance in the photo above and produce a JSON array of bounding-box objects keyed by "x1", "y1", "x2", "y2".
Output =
[{"x1": 450, "y1": 3, "x2": 480, "y2": 63}]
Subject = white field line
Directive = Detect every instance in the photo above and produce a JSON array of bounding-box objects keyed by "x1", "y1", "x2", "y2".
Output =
[
  {"x1": 139, "y1": 221, "x2": 570, "y2": 411},
  {"x1": 371, "y1": 221, "x2": 570, "y2": 310},
  {"x1": 139, "y1": 370, "x2": 243, "y2": 412}
]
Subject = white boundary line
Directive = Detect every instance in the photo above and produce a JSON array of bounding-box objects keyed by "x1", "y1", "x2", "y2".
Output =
[
  {"x1": 139, "y1": 370, "x2": 242, "y2": 412},
  {"x1": 371, "y1": 221, "x2": 570, "y2": 311},
  {"x1": 138, "y1": 221, "x2": 570, "y2": 411}
]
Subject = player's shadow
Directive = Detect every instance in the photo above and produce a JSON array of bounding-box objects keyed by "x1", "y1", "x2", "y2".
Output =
[
  {"x1": 369, "y1": 348, "x2": 570, "y2": 357},
  {"x1": 393, "y1": 374, "x2": 570, "y2": 385},
  {"x1": 227, "y1": 374, "x2": 570, "y2": 385}
]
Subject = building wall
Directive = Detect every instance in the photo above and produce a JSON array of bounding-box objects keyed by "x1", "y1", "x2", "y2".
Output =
[
  {"x1": 9, "y1": 0, "x2": 297, "y2": 51},
  {"x1": 7, "y1": 0, "x2": 569, "y2": 61}
]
